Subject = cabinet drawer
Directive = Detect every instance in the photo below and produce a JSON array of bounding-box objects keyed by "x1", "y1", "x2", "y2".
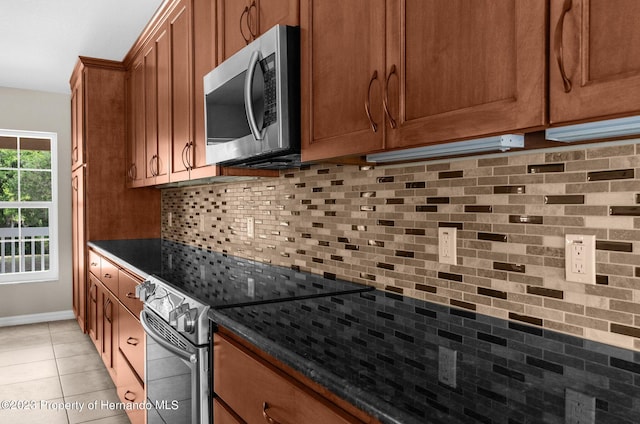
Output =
[
  {"x1": 116, "y1": 351, "x2": 145, "y2": 424},
  {"x1": 214, "y1": 335, "x2": 360, "y2": 424},
  {"x1": 100, "y1": 258, "x2": 119, "y2": 294},
  {"x1": 214, "y1": 399, "x2": 244, "y2": 424},
  {"x1": 119, "y1": 305, "x2": 144, "y2": 380},
  {"x1": 88, "y1": 250, "x2": 101, "y2": 277},
  {"x1": 118, "y1": 269, "x2": 143, "y2": 317}
]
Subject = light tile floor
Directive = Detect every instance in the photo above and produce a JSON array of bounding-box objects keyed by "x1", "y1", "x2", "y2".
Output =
[{"x1": 0, "y1": 320, "x2": 130, "y2": 424}]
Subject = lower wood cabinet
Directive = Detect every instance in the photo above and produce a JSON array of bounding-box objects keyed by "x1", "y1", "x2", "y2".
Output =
[
  {"x1": 87, "y1": 249, "x2": 146, "y2": 424},
  {"x1": 116, "y1": 350, "x2": 146, "y2": 424},
  {"x1": 214, "y1": 333, "x2": 364, "y2": 424},
  {"x1": 213, "y1": 398, "x2": 243, "y2": 424}
]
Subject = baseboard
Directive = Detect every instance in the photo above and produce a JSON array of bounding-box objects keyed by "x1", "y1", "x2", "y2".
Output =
[{"x1": 0, "y1": 310, "x2": 75, "y2": 327}]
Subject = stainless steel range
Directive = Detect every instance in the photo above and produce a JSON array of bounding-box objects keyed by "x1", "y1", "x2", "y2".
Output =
[
  {"x1": 135, "y1": 240, "x2": 373, "y2": 424},
  {"x1": 137, "y1": 277, "x2": 211, "y2": 424}
]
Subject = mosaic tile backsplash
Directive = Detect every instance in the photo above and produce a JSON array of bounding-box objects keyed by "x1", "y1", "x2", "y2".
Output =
[{"x1": 162, "y1": 141, "x2": 640, "y2": 351}]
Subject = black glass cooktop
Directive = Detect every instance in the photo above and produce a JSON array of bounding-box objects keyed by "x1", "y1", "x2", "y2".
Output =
[{"x1": 89, "y1": 239, "x2": 372, "y2": 309}]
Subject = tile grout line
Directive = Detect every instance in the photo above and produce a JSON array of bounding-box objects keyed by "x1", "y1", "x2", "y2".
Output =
[{"x1": 49, "y1": 322, "x2": 71, "y2": 424}]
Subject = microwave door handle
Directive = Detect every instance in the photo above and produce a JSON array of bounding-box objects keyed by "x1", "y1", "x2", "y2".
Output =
[{"x1": 244, "y1": 50, "x2": 265, "y2": 141}]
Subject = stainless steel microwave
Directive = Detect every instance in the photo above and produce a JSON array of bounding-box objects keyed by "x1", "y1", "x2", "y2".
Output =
[{"x1": 203, "y1": 25, "x2": 300, "y2": 169}]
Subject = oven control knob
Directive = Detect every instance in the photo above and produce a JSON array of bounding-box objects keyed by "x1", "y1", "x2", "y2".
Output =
[
  {"x1": 176, "y1": 308, "x2": 197, "y2": 334},
  {"x1": 135, "y1": 281, "x2": 156, "y2": 302},
  {"x1": 169, "y1": 304, "x2": 189, "y2": 327}
]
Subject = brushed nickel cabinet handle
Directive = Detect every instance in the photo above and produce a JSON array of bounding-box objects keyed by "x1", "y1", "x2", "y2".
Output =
[
  {"x1": 126, "y1": 292, "x2": 137, "y2": 299},
  {"x1": 554, "y1": 0, "x2": 573, "y2": 93},
  {"x1": 181, "y1": 142, "x2": 189, "y2": 169},
  {"x1": 262, "y1": 402, "x2": 281, "y2": 424},
  {"x1": 104, "y1": 298, "x2": 112, "y2": 323},
  {"x1": 124, "y1": 391, "x2": 136, "y2": 402},
  {"x1": 186, "y1": 141, "x2": 193, "y2": 170},
  {"x1": 240, "y1": 6, "x2": 251, "y2": 44},
  {"x1": 103, "y1": 273, "x2": 112, "y2": 279},
  {"x1": 383, "y1": 64, "x2": 397, "y2": 129},
  {"x1": 72, "y1": 176, "x2": 78, "y2": 191},
  {"x1": 364, "y1": 70, "x2": 379, "y2": 133},
  {"x1": 126, "y1": 337, "x2": 139, "y2": 346}
]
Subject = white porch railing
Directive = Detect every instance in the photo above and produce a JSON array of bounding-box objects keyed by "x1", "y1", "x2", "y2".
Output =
[{"x1": 0, "y1": 227, "x2": 49, "y2": 274}]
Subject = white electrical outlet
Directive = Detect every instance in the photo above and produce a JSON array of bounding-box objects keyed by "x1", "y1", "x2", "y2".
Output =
[
  {"x1": 438, "y1": 227, "x2": 457, "y2": 265},
  {"x1": 247, "y1": 217, "x2": 255, "y2": 239},
  {"x1": 168, "y1": 212, "x2": 173, "y2": 227},
  {"x1": 565, "y1": 234, "x2": 595, "y2": 284},
  {"x1": 438, "y1": 346, "x2": 457, "y2": 388},
  {"x1": 565, "y1": 389, "x2": 595, "y2": 424}
]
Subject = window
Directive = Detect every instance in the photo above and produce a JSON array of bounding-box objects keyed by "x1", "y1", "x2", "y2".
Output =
[{"x1": 0, "y1": 129, "x2": 58, "y2": 283}]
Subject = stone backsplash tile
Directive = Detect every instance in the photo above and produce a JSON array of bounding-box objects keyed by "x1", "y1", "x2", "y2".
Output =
[{"x1": 162, "y1": 142, "x2": 640, "y2": 350}]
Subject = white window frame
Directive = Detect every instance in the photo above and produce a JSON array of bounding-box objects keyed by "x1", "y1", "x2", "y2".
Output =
[{"x1": 0, "y1": 129, "x2": 58, "y2": 284}]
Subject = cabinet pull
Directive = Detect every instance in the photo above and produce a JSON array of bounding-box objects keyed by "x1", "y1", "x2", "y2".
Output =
[
  {"x1": 104, "y1": 273, "x2": 112, "y2": 279},
  {"x1": 364, "y1": 70, "x2": 379, "y2": 133},
  {"x1": 554, "y1": 0, "x2": 573, "y2": 93},
  {"x1": 90, "y1": 262, "x2": 98, "y2": 267},
  {"x1": 240, "y1": 6, "x2": 251, "y2": 44},
  {"x1": 247, "y1": 0, "x2": 258, "y2": 39},
  {"x1": 181, "y1": 142, "x2": 189, "y2": 169},
  {"x1": 126, "y1": 337, "x2": 139, "y2": 346},
  {"x1": 124, "y1": 391, "x2": 136, "y2": 402},
  {"x1": 72, "y1": 176, "x2": 78, "y2": 191},
  {"x1": 383, "y1": 65, "x2": 397, "y2": 129},
  {"x1": 126, "y1": 292, "x2": 137, "y2": 299},
  {"x1": 104, "y1": 298, "x2": 112, "y2": 323},
  {"x1": 186, "y1": 141, "x2": 193, "y2": 169},
  {"x1": 131, "y1": 163, "x2": 137, "y2": 180},
  {"x1": 262, "y1": 402, "x2": 281, "y2": 424}
]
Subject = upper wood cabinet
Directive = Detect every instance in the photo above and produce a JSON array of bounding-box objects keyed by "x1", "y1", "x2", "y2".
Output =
[
  {"x1": 301, "y1": 0, "x2": 547, "y2": 162},
  {"x1": 549, "y1": 0, "x2": 640, "y2": 125},
  {"x1": 385, "y1": 0, "x2": 547, "y2": 151},
  {"x1": 71, "y1": 77, "x2": 84, "y2": 170},
  {"x1": 300, "y1": 0, "x2": 386, "y2": 162},
  {"x1": 217, "y1": 0, "x2": 299, "y2": 62}
]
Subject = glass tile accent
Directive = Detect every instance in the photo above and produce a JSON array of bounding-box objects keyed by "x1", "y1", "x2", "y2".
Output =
[
  {"x1": 439, "y1": 170, "x2": 464, "y2": 179},
  {"x1": 587, "y1": 169, "x2": 634, "y2": 181},
  {"x1": 544, "y1": 195, "x2": 584, "y2": 204},
  {"x1": 494, "y1": 185, "x2": 526, "y2": 194},
  {"x1": 464, "y1": 205, "x2": 492, "y2": 213},
  {"x1": 527, "y1": 163, "x2": 565, "y2": 173},
  {"x1": 596, "y1": 240, "x2": 633, "y2": 252},
  {"x1": 609, "y1": 206, "x2": 640, "y2": 216}
]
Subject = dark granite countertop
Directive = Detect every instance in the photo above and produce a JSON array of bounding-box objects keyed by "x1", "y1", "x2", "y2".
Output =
[
  {"x1": 211, "y1": 290, "x2": 640, "y2": 424},
  {"x1": 89, "y1": 238, "x2": 371, "y2": 310}
]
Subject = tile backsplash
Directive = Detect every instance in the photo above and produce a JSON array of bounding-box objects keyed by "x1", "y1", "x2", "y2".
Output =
[{"x1": 162, "y1": 141, "x2": 640, "y2": 351}]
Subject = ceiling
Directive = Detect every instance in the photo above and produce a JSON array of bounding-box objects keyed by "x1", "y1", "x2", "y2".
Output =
[{"x1": 0, "y1": 0, "x2": 164, "y2": 94}]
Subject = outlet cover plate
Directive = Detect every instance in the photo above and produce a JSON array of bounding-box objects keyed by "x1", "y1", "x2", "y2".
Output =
[
  {"x1": 565, "y1": 389, "x2": 595, "y2": 424},
  {"x1": 438, "y1": 227, "x2": 457, "y2": 265},
  {"x1": 565, "y1": 234, "x2": 595, "y2": 284},
  {"x1": 438, "y1": 346, "x2": 457, "y2": 388}
]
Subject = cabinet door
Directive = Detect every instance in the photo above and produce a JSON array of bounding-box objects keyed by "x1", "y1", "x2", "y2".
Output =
[
  {"x1": 550, "y1": 0, "x2": 640, "y2": 124},
  {"x1": 170, "y1": 0, "x2": 194, "y2": 182},
  {"x1": 102, "y1": 289, "x2": 118, "y2": 381},
  {"x1": 300, "y1": 0, "x2": 386, "y2": 162},
  {"x1": 87, "y1": 274, "x2": 101, "y2": 351},
  {"x1": 189, "y1": 0, "x2": 222, "y2": 179},
  {"x1": 71, "y1": 77, "x2": 84, "y2": 170},
  {"x1": 128, "y1": 57, "x2": 147, "y2": 187},
  {"x1": 118, "y1": 304, "x2": 145, "y2": 380},
  {"x1": 155, "y1": 27, "x2": 171, "y2": 185},
  {"x1": 71, "y1": 167, "x2": 86, "y2": 331},
  {"x1": 143, "y1": 41, "x2": 158, "y2": 184},
  {"x1": 217, "y1": 0, "x2": 251, "y2": 62},
  {"x1": 385, "y1": 0, "x2": 546, "y2": 150}
]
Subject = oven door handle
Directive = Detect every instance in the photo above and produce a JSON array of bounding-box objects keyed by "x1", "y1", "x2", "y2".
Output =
[{"x1": 140, "y1": 310, "x2": 198, "y2": 364}]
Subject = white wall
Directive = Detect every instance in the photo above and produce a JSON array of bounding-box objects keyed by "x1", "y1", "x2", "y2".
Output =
[{"x1": 0, "y1": 86, "x2": 72, "y2": 319}]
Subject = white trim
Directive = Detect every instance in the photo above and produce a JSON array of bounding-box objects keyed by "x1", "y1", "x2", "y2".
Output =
[{"x1": 0, "y1": 310, "x2": 75, "y2": 327}]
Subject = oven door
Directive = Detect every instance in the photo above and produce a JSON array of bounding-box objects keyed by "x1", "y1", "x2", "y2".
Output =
[{"x1": 140, "y1": 308, "x2": 209, "y2": 424}]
